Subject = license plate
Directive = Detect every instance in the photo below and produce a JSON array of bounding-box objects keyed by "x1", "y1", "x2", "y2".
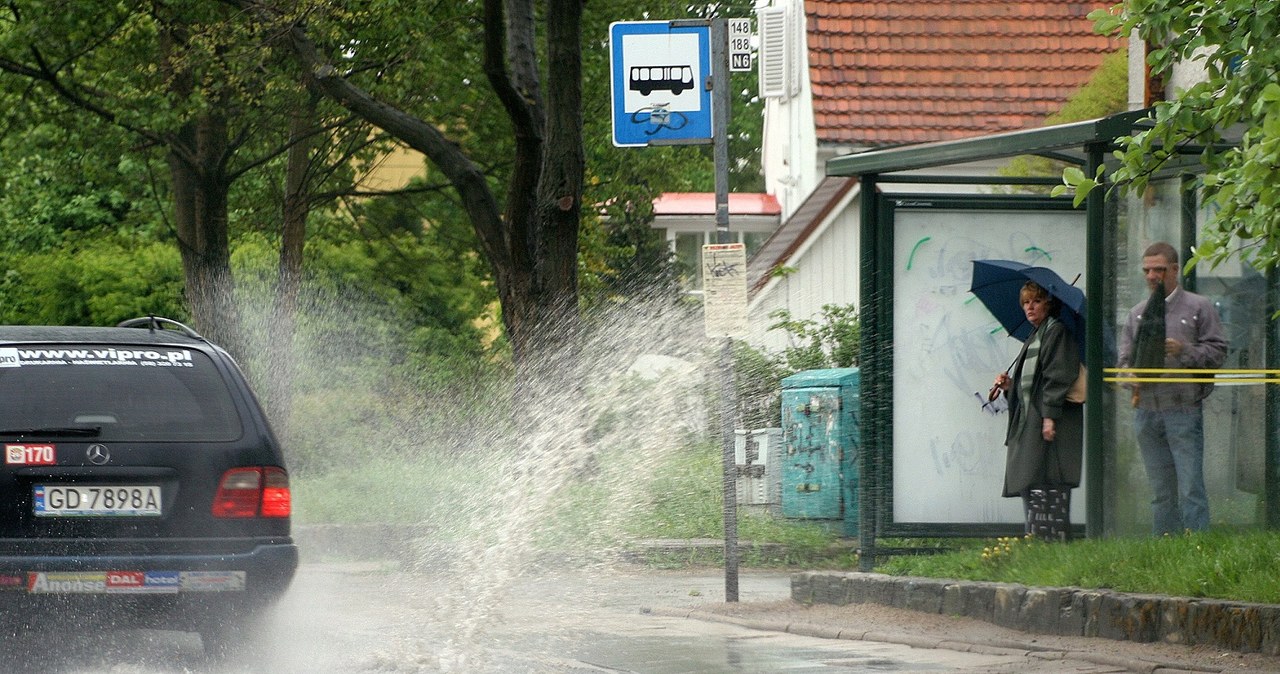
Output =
[{"x1": 34, "y1": 485, "x2": 162, "y2": 517}]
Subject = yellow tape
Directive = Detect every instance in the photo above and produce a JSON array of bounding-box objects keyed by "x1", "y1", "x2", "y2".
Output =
[
  {"x1": 1105, "y1": 368, "x2": 1280, "y2": 375},
  {"x1": 1102, "y1": 377, "x2": 1280, "y2": 384},
  {"x1": 1102, "y1": 367, "x2": 1280, "y2": 385}
]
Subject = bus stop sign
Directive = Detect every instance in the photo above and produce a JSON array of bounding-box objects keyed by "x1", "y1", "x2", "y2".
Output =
[{"x1": 609, "y1": 21, "x2": 713, "y2": 147}]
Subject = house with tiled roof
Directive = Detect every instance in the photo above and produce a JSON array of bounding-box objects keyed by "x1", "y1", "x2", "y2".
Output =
[
  {"x1": 652, "y1": 192, "x2": 782, "y2": 290},
  {"x1": 745, "y1": 0, "x2": 1122, "y2": 351}
]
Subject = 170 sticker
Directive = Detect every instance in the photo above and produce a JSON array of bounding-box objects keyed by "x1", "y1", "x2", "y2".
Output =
[{"x1": 6, "y1": 444, "x2": 54, "y2": 465}]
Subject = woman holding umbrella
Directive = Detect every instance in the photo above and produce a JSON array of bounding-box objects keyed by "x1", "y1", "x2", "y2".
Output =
[{"x1": 992, "y1": 281, "x2": 1083, "y2": 541}]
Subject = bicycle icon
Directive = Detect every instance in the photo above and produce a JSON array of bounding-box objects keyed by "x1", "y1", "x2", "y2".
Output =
[{"x1": 630, "y1": 103, "x2": 689, "y2": 135}]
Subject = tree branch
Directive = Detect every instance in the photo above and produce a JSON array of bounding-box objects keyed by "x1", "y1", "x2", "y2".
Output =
[
  {"x1": 483, "y1": 0, "x2": 542, "y2": 275},
  {"x1": 221, "y1": 0, "x2": 509, "y2": 274}
]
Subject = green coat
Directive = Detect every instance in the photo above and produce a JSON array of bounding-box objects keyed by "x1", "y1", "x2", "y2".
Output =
[{"x1": 1003, "y1": 317, "x2": 1084, "y2": 498}]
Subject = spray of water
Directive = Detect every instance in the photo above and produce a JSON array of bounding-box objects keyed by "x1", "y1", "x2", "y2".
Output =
[{"x1": 238, "y1": 284, "x2": 721, "y2": 672}]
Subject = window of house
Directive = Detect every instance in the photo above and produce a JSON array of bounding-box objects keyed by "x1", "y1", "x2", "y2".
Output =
[{"x1": 669, "y1": 230, "x2": 765, "y2": 291}]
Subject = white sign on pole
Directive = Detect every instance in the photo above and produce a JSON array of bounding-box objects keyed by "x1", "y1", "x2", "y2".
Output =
[
  {"x1": 702, "y1": 243, "x2": 749, "y2": 338},
  {"x1": 728, "y1": 18, "x2": 753, "y2": 72}
]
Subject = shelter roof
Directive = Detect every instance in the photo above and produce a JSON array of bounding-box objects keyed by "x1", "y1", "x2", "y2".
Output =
[{"x1": 826, "y1": 110, "x2": 1151, "y2": 176}]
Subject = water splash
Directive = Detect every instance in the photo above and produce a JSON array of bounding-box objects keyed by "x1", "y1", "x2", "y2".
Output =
[
  {"x1": 429, "y1": 308, "x2": 711, "y2": 670},
  {"x1": 238, "y1": 284, "x2": 720, "y2": 671}
]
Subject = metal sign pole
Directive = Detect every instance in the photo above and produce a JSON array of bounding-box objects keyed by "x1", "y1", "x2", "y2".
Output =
[
  {"x1": 709, "y1": 16, "x2": 739, "y2": 604},
  {"x1": 712, "y1": 18, "x2": 731, "y2": 247}
]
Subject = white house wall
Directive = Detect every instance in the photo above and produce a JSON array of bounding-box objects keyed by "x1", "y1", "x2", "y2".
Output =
[
  {"x1": 749, "y1": 0, "x2": 1101, "y2": 358},
  {"x1": 1128, "y1": 33, "x2": 1213, "y2": 111},
  {"x1": 747, "y1": 193, "x2": 860, "y2": 354},
  {"x1": 759, "y1": 0, "x2": 819, "y2": 221}
]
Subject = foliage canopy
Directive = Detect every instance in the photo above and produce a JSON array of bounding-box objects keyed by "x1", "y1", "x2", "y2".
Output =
[{"x1": 1059, "y1": 1, "x2": 1280, "y2": 272}]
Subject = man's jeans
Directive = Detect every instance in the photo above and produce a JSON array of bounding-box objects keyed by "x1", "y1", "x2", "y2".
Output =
[{"x1": 1135, "y1": 407, "x2": 1209, "y2": 534}]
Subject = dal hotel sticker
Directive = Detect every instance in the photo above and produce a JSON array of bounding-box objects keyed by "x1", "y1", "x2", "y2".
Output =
[
  {"x1": 6, "y1": 444, "x2": 55, "y2": 465},
  {"x1": 702, "y1": 242, "x2": 749, "y2": 339}
]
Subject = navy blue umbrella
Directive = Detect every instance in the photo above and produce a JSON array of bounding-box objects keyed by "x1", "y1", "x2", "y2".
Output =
[{"x1": 970, "y1": 259, "x2": 1086, "y2": 362}]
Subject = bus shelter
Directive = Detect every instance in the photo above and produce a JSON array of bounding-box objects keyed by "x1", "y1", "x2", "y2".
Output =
[{"x1": 824, "y1": 110, "x2": 1279, "y2": 569}]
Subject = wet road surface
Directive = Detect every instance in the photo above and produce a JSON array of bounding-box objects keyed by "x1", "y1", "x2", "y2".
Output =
[{"x1": 1, "y1": 561, "x2": 1177, "y2": 673}]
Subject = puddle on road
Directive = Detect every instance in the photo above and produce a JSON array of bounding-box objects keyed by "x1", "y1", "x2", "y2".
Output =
[{"x1": 563, "y1": 632, "x2": 971, "y2": 673}]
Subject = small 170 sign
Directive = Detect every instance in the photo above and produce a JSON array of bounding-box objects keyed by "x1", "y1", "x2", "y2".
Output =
[{"x1": 728, "y1": 18, "x2": 752, "y2": 72}]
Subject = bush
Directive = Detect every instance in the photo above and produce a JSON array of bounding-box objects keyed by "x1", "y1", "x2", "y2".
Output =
[
  {"x1": 0, "y1": 238, "x2": 186, "y2": 325},
  {"x1": 733, "y1": 303, "x2": 860, "y2": 428}
]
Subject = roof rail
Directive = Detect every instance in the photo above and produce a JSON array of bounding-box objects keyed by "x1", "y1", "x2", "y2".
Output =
[{"x1": 116, "y1": 316, "x2": 206, "y2": 341}]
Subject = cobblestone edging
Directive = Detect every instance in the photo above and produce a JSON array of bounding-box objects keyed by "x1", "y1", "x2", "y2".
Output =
[{"x1": 792, "y1": 571, "x2": 1280, "y2": 657}]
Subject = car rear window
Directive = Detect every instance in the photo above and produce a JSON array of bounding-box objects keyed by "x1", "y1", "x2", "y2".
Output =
[{"x1": 0, "y1": 343, "x2": 242, "y2": 442}]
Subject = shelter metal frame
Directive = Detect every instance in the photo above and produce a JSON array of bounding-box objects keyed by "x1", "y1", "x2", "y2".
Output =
[{"x1": 825, "y1": 110, "x2": 1279, "y2": 570}]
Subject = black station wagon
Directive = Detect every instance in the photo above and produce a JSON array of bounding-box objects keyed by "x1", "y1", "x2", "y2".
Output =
[{"x1": 0, "y1": 317, "x2": 297, "y2": 654}]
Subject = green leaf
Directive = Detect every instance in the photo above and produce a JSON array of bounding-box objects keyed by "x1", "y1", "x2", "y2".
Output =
[
  {"x1": 1262, "y1": 83, "x2": 1280, "y2": 104},
  {"x1": 1071, "y1": 179, "x2": 1097, "y2": 207}
]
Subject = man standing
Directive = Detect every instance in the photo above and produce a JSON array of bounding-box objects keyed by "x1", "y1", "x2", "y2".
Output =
[{"x1": 1118, "y1": 242, "x2": 1228, "y2": 535}]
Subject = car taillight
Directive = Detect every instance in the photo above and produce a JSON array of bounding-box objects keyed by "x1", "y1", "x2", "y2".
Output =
[
  {"x1": 260, "y1": 467, "x2": 292, "y2": 518},
  {"x1": 212, "y1": 467, "x2": 292, "y2": 518}
]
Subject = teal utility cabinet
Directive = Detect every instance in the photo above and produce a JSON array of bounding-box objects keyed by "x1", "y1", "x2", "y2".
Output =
[{"x1": 780, "y1": 368, "x2": 860, "y2": 537}]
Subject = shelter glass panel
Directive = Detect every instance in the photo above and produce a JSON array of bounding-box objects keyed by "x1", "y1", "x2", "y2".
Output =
[
  {"x1": 1105, "y1": 176, "x2": 1269, "y2": 536},
  {"x1": 886, "y1": 197, "x2": 1086, "y2": 534}
]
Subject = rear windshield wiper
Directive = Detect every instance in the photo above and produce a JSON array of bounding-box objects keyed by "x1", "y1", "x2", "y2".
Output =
[{"x1": 0, "y1": 426, "x2": 102, "y2": 438}]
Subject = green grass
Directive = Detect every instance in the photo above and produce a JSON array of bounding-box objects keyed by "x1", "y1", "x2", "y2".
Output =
[
  {"x1": 609, "y1": 441, "x2": 857, "y2": 566},
  {"x1": 876, "y1": 530, "x2": 1280, "y2": 603},
  {"x1": 291, "y1": 454, "x2": 498, "y2": 528}
]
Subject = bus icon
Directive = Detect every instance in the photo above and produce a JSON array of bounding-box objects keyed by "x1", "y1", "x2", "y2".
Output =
[{"x1": 629, "y1": 65, "x2": 694, "y2": 96}]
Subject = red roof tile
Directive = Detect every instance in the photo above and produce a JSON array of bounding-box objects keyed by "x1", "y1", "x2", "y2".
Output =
[{"x1": 806, "y1": 0, "x2": 1121, "y2": 146}]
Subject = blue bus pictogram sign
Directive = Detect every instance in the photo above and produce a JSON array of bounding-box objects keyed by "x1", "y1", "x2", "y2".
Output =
[{"x1": 610, "y1": 21, "x2": 713, "y2": 147}]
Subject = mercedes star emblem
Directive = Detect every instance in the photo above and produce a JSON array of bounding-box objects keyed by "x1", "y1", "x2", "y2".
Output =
[{"x1": 86, "y1": 444, "x2": 110, "y2": 465}]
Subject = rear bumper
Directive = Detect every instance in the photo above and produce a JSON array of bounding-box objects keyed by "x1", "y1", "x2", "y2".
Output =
[{"x1": 0, "y1": 541, "x2": 298, "y2": 623}]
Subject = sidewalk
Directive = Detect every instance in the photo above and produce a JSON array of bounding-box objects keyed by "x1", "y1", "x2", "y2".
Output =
[
  {"x1": 656, "y1": 571, "x2": 1280, "y2": 674},
  {"x1": 655, "y1": 599, "x2": 1280, "y2": 674},
  {"x1": 616, "y1": 538, "x2": 1280, "y2": 656},
  {"x1": 616, "y1": 538, "x2": 1280, "y2": 673},
  {"x1": 789, "y1": 570, "x2": 1280, "y2": 656}
]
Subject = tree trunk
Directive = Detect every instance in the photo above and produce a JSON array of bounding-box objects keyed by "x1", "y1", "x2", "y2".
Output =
[
  {"x1": 159, "y1": 21, "x2": 241, "y2": 358},
  {"x1": 278, "y1": 104, "x2": 312, "y2": 326},
  {"x1": 166, "y1": 114, "x2": 242, "y2": 357},
  {"x1": 514, "y1": 0, "x2": 585, "y2": 393},
  {"x1": 266, "y1": 99, "x2": 319, "y2": 431}
]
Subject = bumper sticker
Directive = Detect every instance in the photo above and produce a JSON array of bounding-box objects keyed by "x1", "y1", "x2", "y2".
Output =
[
  {"x1": 25, "y1": 570, "x2": 245, "y2": 594},
  {"x1": 28, "y1": 572, "x2": 107, "y2": 594},
  {"x1": 180, "y1": 571, "x2": 246, "y2": 592}
]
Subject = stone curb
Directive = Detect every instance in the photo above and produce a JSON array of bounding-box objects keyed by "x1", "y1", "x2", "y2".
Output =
[
  {"x1": 792, "y1": 571, "x2": 1280, "y2": 661},
  {"x1": 645, "y1": 606, "x2": 1249, "y2": 674}
]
